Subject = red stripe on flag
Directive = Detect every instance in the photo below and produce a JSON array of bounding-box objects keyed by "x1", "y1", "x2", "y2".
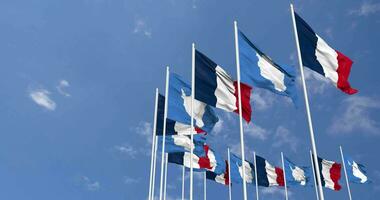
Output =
[
  {"x1": 198, "y1": 145, "x2": 212, "y2": 169},
  {"x1": 336, "y1": 51, "x2": 358, "y2": 95},
  {"x1": 195, "y1": 127, "x2": 205, "y2": 133},
  {"x1": 233, "y1": 81, "x2": 252, "y2": 123},
  {"x1": 330, "y1": 163, "x2": 342, "y2": 191},
  {"x1": 224, "y1": 160, "x2": 230, "y2": 186},
  {"x1": 275, "y1": 167, "x2": 285, "y2": 187}
]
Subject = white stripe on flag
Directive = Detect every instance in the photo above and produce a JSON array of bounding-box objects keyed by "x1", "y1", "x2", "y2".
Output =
[
  {"x1": 321, "y1": 159, "x2": 336, "y2": 190},
  {"x1": 315, "y1": 35, "x2": 339, "y2": 85},
  {"x1": 256, "y1": 53, "x2": 286, "y2": 92},
  {"x1": 215, "y1": 66, "x2": 237, "y2": 112}
]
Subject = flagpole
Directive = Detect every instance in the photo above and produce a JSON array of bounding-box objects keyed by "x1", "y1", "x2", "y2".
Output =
[
  {"x1": 152, "y1": 135, "x2": 159, "y2": 200},
  {"x1": 204, "y1": 171, "x2": 207, "y2": 200},
  {"x1": 290, "y1": 4, "x2": 325, "y2": 200},
  {"x1": 340, "y1": 146, "x2": 353, "y2": 200},
  {"x1": 253, "y1": 151, "x2": 259, "y2": 200},
  {"x1": 163, "y1": 153, "x2": 168, "y2": 200},
  {"x1": 281, "y1": 152, "x2": 289, "y2": 200},
  {"x1": 148, "y1": 89, "x2": 159, "y2": 200},
  {"x1": 190, "y1": 43, "x2": 195, "y2": 200},
  {"x1": 310, "y1": 150, "x2": 320, "y2": 200},
  {"x1": 234, "y1": 20, "x2": 248, "y2": 200},
  {"x1": 159, "y1": 66, "x2": 170, "y2": 200},
  {"x1": 182, "y1": 165, "x2": 185, "y2": 200},
  {"x1": 228, "y1": 148, "x2": 232, "y2": 200}
]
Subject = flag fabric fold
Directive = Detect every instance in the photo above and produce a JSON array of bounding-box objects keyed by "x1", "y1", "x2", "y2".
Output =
[
  {"x1": 313, "y1": 156, "x2": 342, "y2": 191},
  {"x1": 158, "y1": 135, "x2": 206, "y2": 157},
  {"x1": 255, "y1": 155, "x2": 285, "y2": 187},
  {"x1": 294, "y1": 12, "x2": 357, "y2": 95},
  {"x1": 230, "y1": 154, "x2": 255, "y2": 184},
  {"x1": 195, "y1": 50, "x2": 252, "y2": 122},
  {"x1": 206, "y1": 160, "x2": 230, "y2": 186},
  {"x1": 284, "y1": 157, "x2": 311, "y2": 186},
  {"x1": 344, "y1": 155, "x2": 369, "y2": 184}
]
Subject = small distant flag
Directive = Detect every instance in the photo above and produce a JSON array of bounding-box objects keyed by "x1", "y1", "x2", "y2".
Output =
[
  {"x1": 294, "y1": 12, "x2": 358, "y2": 95},
  {"x1": 284, "y1": 157, "x2": 311, "y2": 186},
  {"x1": 230, "y1": 154, "x2": 255, "y2": 184},
  {"x1": 255, "y1": 155, "x2": 285, "y2": 187},
  {"x1": 200, "y1": 145, "x2": 226, "y2": 175},
  {"x1": 158, "y1": 135, "x2": 206, "y2": 156},
  {"x1": 313, "y1": 156, "x2": 342, "y2": 191},
  {"x1": 195, "y1": 50, "x2": 252, "y2": 122},
  {"x1": 344, "y1": 155, "x2": 369, "y2": 184},
  {"x1": 157, "y1": 94, "x2": 204, "y2": 135},
  {"x1": 206, "y1": 160, "x2": 230, "y2": 186},
  {"x1": 238, "y1": 30, "x2": 298, "y2": 104},
  {"x1": 168, "y1": 73, "x2": 219, "y2": 133}
]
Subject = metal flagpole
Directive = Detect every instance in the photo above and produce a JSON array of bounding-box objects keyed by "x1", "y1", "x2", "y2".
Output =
[
  {"x1": 290, "y1": 4, "x2": 325, "y2": 200},
  {"x1": 152, "y1": 135, "x2": 159, "y2": 200},
  {"x1": 148, "y1": 89, "x2": 159, "y2": 200},
  {"x1": 163, "y1": 153, "x2": 168, "y2": 200},
  {"x1": 228, "y1": 148, "x2": 232, "y2": 200},
  {"x1": 233, "y1": 20, "x2": 248, "y2": 200},
  {"x1": 340, "y1": 146, "x2": 353, "y2": 200},
  {"x1": 281, "y1": 152, "x2": 289, "y2": 200},
  {"x1": 159, "y1": 66, "x2": 170, "y2": 200},
  {"x1": 253, "y1": 151, "x2": 259, "y2": 200},
  {"x1": 310, "y1": 150, "x2": 320, "y2": 200},
  {"x1": 190, "y1": 43, "x2": 195, "y2": 200},
  {"x1": 182, "y1": 165, "x2": 185, "y2": 200},
  {"x1": 204, "y1": 172, "x2": 207, "y2": 200}
]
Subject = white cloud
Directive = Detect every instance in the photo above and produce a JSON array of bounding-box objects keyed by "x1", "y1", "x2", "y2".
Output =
[
  {"x1": 251, "y1": 90, "x2": 276, "y2": 111},
  {"x1": 133, "y1": 18, "x2": 152, "y2": 38},
  {"x1": 261, "y1": 187, "x2": 292, "y2": 197},
  {"x1": 135, "y1": 121, "x2": 153, "y2": 143},
  {"x1": 244, "y1": 123, "x2": 270, "y2": 140},
  {"x1": 56, "y1": 79, "x2": 71, "y2": 97},
  {"x1": 329, "y1": 96, "x2": 380, "y2": 135},
  {"x1": 124, "y1": 176, "x2": 140, "y2": 184},
  {"x1": 349, "y1": 2, "x2": 380, "y2": 16},
  {"x1": 301, "y1": 67, "x2": 331, "y2": 94},
  {"x1": 212, "y1": 119, "x2": 224, "y2": 135},
  {"x1": 272, "y1": 126, "x2": 299, "y2": 152},
  {"x1": 29, "y1": 88, "x2": 56, "y2": 111},
  {"x1": 113, "y1": 144, "x2": 138, "y2": 158},
  {"x1": 79, "y1": 176, "x2": 100, "y2": 191}
]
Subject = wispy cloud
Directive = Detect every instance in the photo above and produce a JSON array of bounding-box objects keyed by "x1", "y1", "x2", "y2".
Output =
[
  {"x1": 349, "y1": 2, "x2": 380, "y2": 16},
  {"x1": 112, "y1": 144, "x2": 138, "y2": 158},
  {"x1": 329, "y1": 96, "x2": 380, "y2": 135},
  {"x1": 124, "y1": 176, "x2": 140, "y2": 184},
  {"x1": 272, "y1": 126, "x2": 299, "y2": 152},
  {"x1": 135, "y1": 121, "x2": 153, "y2": 143},
  {"x1": 244, "y1": 123, "x2": 270, "y2": 140},
  {"x1": 56, "y1": 79, "x2": 71, "y2": 97},
  {"x1": 29, "y1": 88, "x2": 56, "y2": 111},
  {"x1": 301, "y1": 67, "x2": 331, "y2": 94},
  {"x1": 133, "y1": 18, "x2": 152, "y2": 38},
  {"x1": 78, "y1": 176, "x2": 100, "y2": 191},
  {"x1": 251, "y1": 90, "x2": 276, "y2": 111}
]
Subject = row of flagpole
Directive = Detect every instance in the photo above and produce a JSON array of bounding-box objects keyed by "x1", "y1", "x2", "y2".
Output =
[{"x1": 146, "y1": 3, "x2": 358, "y2": 200}]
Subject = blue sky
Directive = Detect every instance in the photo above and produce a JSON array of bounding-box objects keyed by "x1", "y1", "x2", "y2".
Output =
[{"x1": 0, "y1": 0, "x2": 379, "y2": 199}]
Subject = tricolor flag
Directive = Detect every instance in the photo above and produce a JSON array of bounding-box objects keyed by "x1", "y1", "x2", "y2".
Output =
[
  {"x1": 230, "y1": 154, "x2": 255, "y2": 184},
  {"x1": 284, "y1": 157, "x2": 311, "y2": 186},
  {"x1": 344, "y1": 155, "x2": 369, "y2": 184},
  {"x1": 313, "y1": 156, "x2": 342, "y2": 191},
  {"x1": 206, "y1": 160, "x2": 230, "y2": 186},
  {"x1": 238, "y1": 30, "x2": 298, "y2": 104},
  {"x1": 168, "y1": 152, "x2": 210, "y2": 171},
  {"x1": 255, "y1": 155, "x2": 285, "y2": 187},
  {"x1": 158, "y1": 135, "x2": 206, "y2": 156},
  {"x1": 168, "y1": 73, "x2": 219, "y2": 133},
  {"x1": 294, "y1": 12, "x2": 358, "y2": 95},
  {"x1": 195, "y1": 50, "x2": 252, "y2": 122},
  {"x1": 157, "y1": 94, "x2": 204, "y2": 135}
]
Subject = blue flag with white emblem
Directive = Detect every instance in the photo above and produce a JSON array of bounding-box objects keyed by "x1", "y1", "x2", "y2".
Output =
[
  {"x1": 284, "y1": 157, "x2": 312, "y2": 187},
  {"x1": 344, "y1": 155, "x2": 370, "y2": 184}
]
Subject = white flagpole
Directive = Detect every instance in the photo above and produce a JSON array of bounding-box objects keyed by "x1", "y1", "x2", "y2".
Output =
[
  {"x1": 340, "y1": 146, "x2": 353, "y2": 200},
  {"x1": 281, "y1": 152, "x2": 289, "y2": 200},
  {"x1": 159, "y1": 66, "x2": 170, "y2": 200},
  {"x1": 253, "y1": 151, "x2": 259, "y2": 200},
  {"x1": 163, "y1": 153, "x2": 168, "y2": 200},
  {"x1": 233, "y1": 20, "x2": 248, "y2": 200},
  {"x1": 182, "y1": 165, "x2": 185, "y2": 200},
  {"x1": 204, "y1": 172, "x2": 207, "y2": 200},
  {"x1": 290, "y1": 4, "x2": 325, "y2": 200},
  {"x1": 310, "y1": 150, "x2": 320, "y2": 200},
  {"x1": 228, "y1": 148, "x2": 232, "y2": 200},
  {"x1": 152, "y1": 135, "x2": 159, "y2": 200},
  {"x1": 190, "y1": 43, "x2": 195, "y2": 200},
  {"x1": 148, "y1": 89, "x2": 159, "y2": 200}
]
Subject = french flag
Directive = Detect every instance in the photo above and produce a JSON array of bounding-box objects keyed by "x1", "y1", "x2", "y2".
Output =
[
  {"x1": 158, "y1": 135, "x2": 206, "y2": 157},
  {"x1": 195, "y1": 50, "x2": 252, "y2": 123},
  {"x1": 157, "y1": 94, "x2": 204, "y2": 136},
  {"x1": 314, "y1": 156, "x2": 342, "y2": 191},
  {"x1": 255, "y1": 155, "x2": 285, "y2": 187},
  {"x1": 206, "y1": 160, "x2": 230, "y2": 186},
  {"x1": 295, "y1": 12, "x2": 358, "y2": 95}
]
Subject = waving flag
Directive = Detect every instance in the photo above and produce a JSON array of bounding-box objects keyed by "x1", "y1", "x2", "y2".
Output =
[
  {"x1": 313, "y1": 156, "x2": 342, "y2": 191},
  {"x1": 157, "y1": 94, "x2": 204, "y2": 135},
  {"x1": 206, "y1": 160, "x2": 230, "y2": 186},
  {"x1": 294, "y1": 12, "x2": 357, "y2": 95},
  {"x1": 255, "y1": 155, "x2": 285, "y2": 187},
  {"x1": 168, "y1": 73, "x2": 219, "y2": 133},
  {"x1": 199, "y1": 145, "x2": 226, "y2": 175},
  {"x1": 195, "y1": 50, "x2": 252, "y2": 122},
  {"x1": 158, "y1": 135, "x2": 206, "y2": 156},
  {"x1": 344, "y1": 155, "x2": 369, "y2": 184},
  {"x1": 230, "y1": 154, "x2": 255, "y2": 184},
  {"x1": 238, "y1": 30, "x2": 298, "y2": 104},
  {"x1": 284, "y1": 157, "x2": 311, "y2": 186}
]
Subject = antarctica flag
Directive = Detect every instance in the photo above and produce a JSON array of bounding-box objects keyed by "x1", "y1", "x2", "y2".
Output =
[
  {"x1": 294, "y1": 12, "x2": 357, "y2": 95},
  {"x1": 284, "y1": 157, "x2": 311, "y2": 186},
  {"x1": 344, "y1": 155, "x2": 369, "y2": 184}
]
